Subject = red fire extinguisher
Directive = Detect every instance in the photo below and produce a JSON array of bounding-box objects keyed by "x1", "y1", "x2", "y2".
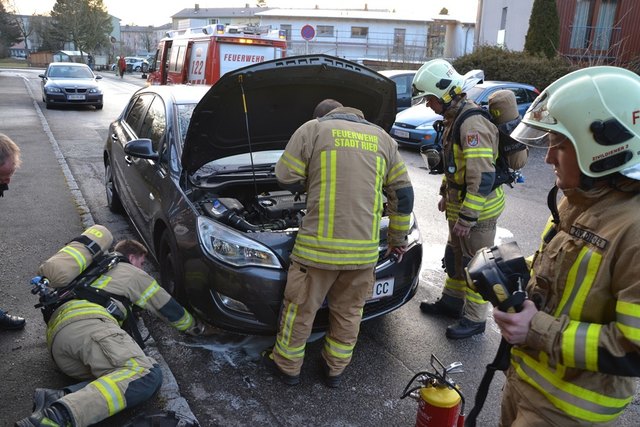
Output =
[{"x1": 401, "y1": 354, "x2": 465, "y2": 427}]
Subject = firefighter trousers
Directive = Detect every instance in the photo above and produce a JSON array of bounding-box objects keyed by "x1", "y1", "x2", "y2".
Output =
[
  {"x1": 50, "y1": 318, "x2": 162, "y2": 427},
  {"x1": 441, "y1": 219, "x2": 495, "y2": 322},
  {"x1": 273, "y1": 261, "x2": 374, "y2": 377},
  {"x1": 500, "y1": 367, "x2": 617, "y2": 426}
]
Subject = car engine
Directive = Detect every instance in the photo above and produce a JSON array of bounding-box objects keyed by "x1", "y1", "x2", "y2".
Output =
[{"x1": 201, "y1": 190, "x2": 306, "y2": 232}]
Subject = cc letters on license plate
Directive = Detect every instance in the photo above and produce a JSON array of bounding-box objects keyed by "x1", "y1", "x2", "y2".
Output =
[
  {"x1": 370, "y1": 277, "x2": 394, "y2": 300},
  {"x1": 393, "y1": 129, "x2": 410, "y2": 139}
]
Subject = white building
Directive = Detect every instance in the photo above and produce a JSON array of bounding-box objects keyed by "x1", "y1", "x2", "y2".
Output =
[
  {"x1": 475, "y1": 0, "x2": 533, "y2": 51},
  {"x1": 256, "y1": 7, "x2": 475, "y2": 64}
]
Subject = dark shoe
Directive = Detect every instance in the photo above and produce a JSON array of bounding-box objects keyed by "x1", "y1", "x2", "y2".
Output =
[
  {"x1": 446, "y1": 318, "x2": 486, "y2": 339},
  {"x1": 0, "y1": 311, "x2": 25, "y2": 330},
  {"x1": 261, "y1": 349, "x2": 300, "y2": 386},
  {"x1": 15, "y1": 405, "x2": 70, "y2": 427},
  {"x1": 419, "y1": 295, "x2": 463, "y2": 319},
  {"x1": 32, "y1": 388, "x2": 65, "y2": 413},
  {"x1": 320, "y1": 358, "x2": 343, "y2": 388}
]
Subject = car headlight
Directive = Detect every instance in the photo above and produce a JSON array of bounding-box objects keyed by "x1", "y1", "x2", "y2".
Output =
[
  {"x1": 46, "y1": 86, "x2": 62, "y2": 94},
  {"x1": 415, "y1": 122, "x2": 435, "y2": 130},
  {"x1": 406, "y1": 212, "x2": 422, "y2": 246},
  {"x1": 88, "y1": 88, "x2": 101, "y2": 94},
  {"x1": 197, "y1": 216, "x2": 282, "y2": 269}
]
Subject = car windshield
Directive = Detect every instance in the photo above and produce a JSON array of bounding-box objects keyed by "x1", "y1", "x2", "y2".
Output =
[
  {"x1": 48, "y1": 66, "x2": 93, "y2": 79},
  {"x1": 466, "y1": 86, "x2": 485, "y2": 102}
]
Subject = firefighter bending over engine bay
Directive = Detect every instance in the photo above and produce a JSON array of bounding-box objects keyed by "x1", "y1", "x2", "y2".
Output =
[
  {"x1": 493, "y1": 66, "x2": 640, "y2": 425},
  {"x1": 16, "y1": 226, "x2": 204, "y2": 427},
  {"x1": 261, "y1": 99, "x2": 414, "y2": 388}
]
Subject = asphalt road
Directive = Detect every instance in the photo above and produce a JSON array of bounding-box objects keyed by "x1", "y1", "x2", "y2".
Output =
[{"x1": 0, "y1": 68, "x2": 638, "y2": 427}]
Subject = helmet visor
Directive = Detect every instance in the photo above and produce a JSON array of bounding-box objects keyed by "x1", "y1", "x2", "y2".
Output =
[{"x1": 510, "y1": 122, "x2": 551, "y2": 148}]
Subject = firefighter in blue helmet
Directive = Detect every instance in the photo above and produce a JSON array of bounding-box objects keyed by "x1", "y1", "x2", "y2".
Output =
[{"x1": 16, "y1": 229, "x2": 204, "y2": 427}]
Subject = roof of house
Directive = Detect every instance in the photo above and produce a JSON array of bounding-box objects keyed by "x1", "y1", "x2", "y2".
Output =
[{"x1": 172, "y1": 7, "x2": 269, "y2": 19}]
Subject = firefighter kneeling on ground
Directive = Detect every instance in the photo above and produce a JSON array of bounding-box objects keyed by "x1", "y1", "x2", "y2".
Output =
[{"x1": 16, "y1": 225, "x2": 205, "y2": 427}]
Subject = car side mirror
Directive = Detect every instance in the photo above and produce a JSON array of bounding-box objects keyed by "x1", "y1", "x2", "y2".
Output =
[
  {"x1": 39, "y1": 74, "x2": 45, "y2": 79},
  {"x1": 124, "y1": 139, "x2": 160, "y2": 161},
  {"x1": 95, "y1": 75, "x2": 103, "y2": 80}
]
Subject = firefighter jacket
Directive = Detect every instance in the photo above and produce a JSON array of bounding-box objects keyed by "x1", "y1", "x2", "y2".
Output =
[
  {"x1": 439, "y1": 98, "x2": 505, "y2": 227},
  {"x1": 275, "y1": 107, "x2": 414, "y2": 270},
  {"x1": 46, "y1": 261, "x2": 197, "y2": 351},
  {"x1": 512, "y1": 179, "x2": 640, "y2": 423}
]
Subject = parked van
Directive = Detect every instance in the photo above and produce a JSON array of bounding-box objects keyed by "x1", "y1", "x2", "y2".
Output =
[{"x1": 147, "y1": 24, "x2": 287, "y2": 86}]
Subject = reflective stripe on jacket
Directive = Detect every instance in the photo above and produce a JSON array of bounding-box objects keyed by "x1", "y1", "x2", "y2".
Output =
[
  {"x1": 275, "y1": 107, "x2": 413, "y2": 270},
  {"x1": 514, "y1": 181, "x2": 640, "y2": 423},
  {"x1": 440, "y1": 100, "x2": 504, "y2": 225}
]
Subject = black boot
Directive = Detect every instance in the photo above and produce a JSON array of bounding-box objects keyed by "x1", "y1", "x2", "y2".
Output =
[
  {"x1": 32, "y1": 388, "x2": 65, "y2": 413},
  {"x1": 0, "y1": 311, "x2": 25, "y2": 330},
  {"x1": 15, "y1": 403, "x2": 72, "y2": 427},
  {"x1": 446, "y1": 317, "x2": 486, "y2": 339},
  {"x1": 419, "y1": 294, "x2": 463, "y2": 319}
]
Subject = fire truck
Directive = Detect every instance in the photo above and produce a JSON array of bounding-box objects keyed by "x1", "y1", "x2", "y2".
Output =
[{"x1": 147, "y1": 24, "x2": 288, "y2": 86}]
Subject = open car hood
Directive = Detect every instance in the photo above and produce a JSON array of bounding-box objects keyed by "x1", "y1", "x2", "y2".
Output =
[{"x1": 182, "y1": 54, "x2": 397, "y2": 175}]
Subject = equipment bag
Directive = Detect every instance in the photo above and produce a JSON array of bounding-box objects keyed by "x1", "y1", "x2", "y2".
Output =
[
  {"x1": 37, "y1": 224, "x2": 113, "y2": 288},
  {"x1": 451, "y1": 108, "x2": 529, "y2": 191}
]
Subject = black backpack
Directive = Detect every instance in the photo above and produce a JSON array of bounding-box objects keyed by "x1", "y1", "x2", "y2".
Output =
[{"x1": 450, "y1": 107, "x2": 528, "y2": 191}]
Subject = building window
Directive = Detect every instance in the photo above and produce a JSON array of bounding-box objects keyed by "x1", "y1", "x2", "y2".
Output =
[
  {"x1": 351, "y1": 26, "x2": 368, "y2": 38},
  {"x1": 280, "y1": 24, "x2": 292, "y2": 41},
  {"x1": 317, "y1": 25, "x2": 334, "y2": 37},
  {"x1": 570, "y1": 0, "x2": 618, "y2": 51},
  {"x1": 393, "y1": 28, "x2": 406, "y2": 54}
]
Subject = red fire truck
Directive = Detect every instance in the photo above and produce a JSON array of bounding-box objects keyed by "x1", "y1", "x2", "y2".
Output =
[{"x1": 147, "y1": 24, "x2": 288, "y2": 86}]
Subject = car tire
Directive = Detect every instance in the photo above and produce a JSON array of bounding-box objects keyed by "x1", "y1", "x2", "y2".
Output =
[
  {"x1": 134, "y1": 66, "x2": 141, "y2": 72},
  {"x1": 45, "y1": 101, "x2": 52, "y2": 110},
  {"x1": 96, "y1": 104, "x2": 103, "y2": 110},
  {"x1": 104, "y1": 159, "x2": 124, "y2": 214},
  {"x1": 159, "y1": 229, "x2": 187, "y2": 303}
]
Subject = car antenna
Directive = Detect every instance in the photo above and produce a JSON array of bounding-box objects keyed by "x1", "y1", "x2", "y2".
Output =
[{"x1": 238, "y1": 74, "x2": 259, "y2": 199}]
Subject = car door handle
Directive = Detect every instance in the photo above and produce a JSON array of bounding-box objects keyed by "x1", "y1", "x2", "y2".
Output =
[
  {"x1": 111, "y1": 133, "x2": 119, "y2": 142},
  {"x1": 124, "y1": 155, "x2": 133, "y2": 164}
]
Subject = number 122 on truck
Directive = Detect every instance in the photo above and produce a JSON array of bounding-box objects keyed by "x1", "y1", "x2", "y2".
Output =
[{"x1": 147, "y1": 24, "x2": 288, "y2": 86}]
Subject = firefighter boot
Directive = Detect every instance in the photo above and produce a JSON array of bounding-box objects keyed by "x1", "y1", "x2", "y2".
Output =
[
  {"x1": 419, "y1": 294, "x2": 463, "y2": 319},
  {"x1": 32, "y1": 388, "x2": 65, "y2": 413},
  {"x1": 15, "y1": 403, "x2": 72, "y2": 427},
  {"x1": 445, "y1": 317, "x2": 486, "y2": 339},
  {"x1": 320, "y1": 358, "x2": 343, "y2": 388},
  {"x1": 261, "y1": 349, "x2": 300, "y2": 386}
]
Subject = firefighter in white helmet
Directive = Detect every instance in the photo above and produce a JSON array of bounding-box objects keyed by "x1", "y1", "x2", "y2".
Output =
[
  {"x1": 493, "y1": 66, "x2": 640, "y2": 425},
  {"x1": 16, "y1": 227, "x2": 205, "y2": 427},
  {"x1": 414, "y1": 59, "x2": 503, "y2": 339}
]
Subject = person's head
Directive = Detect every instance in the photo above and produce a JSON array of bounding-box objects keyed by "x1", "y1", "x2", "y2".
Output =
[
  {"x1": 511, "y1": 66, "x2": 640, "y2": 190},
  {"x1": 313, "y1": 99, "x2": 343, "y2": 118},
  {"x1": 488, "y1": 90, "x2": 520, "y2": 125},
  {"x1": 0, "y1": 134, "x2": 21, "y2": 186},
  {"x1": 412, "y1": 59, "x2": 465, "y2": 114},
  {"x1": 114, "y1": 239, "x2": 148, "y2": 268}
]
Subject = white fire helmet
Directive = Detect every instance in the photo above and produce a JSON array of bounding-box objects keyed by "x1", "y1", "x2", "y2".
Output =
[
  {"x1": 511, "y1": 66, "x2": 640, "y2": 178},
  {"x1": 412, "y1": 59, "x2": 465, "y2": 106}
]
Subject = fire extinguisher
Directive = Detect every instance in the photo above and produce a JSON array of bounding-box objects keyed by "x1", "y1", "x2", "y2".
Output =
[{"x1": 401, "y1": 354, "x2": 465, "y2": 427}]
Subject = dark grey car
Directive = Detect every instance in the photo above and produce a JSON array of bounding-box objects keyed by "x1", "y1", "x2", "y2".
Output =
[
  {"x1": 39, "y1": 62, "x2": 103, "y2": 110},
  {"x1": 103, "y1": 54, "x2": 423, "y2": 334}
]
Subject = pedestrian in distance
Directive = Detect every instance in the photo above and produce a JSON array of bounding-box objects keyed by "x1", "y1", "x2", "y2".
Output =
[
  {"x1": 413, "y1": 59, "x2": 504, "y2": 339},
  {"x1": 0, "y1": 133, "x2": 26, "y2": 330},
  {"x1": 261, "y1": 99, "x2": 414, "y2": 388},
  {"x1": 118, "y1": 56, "x2": 126, "y2": 79},
  {"x1": 493, "y1": 66, "x2": 640, "y2": 425},
  {"x1": 16, "y1": 226, "x2": 205, "y2": 427}
]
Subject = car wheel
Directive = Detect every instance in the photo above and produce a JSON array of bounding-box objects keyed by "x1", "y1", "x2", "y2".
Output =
[
  {"x1": 159, "y1": 229, "x2": 187, "y2": 302},
  {"x1": 134, "y1": 66, "x2": 141, "y2": 72},
  {"x1": 104, "y1": 159, "x2": 124, "y2": 214},
  {"x1": 96, "y1": 104, "x2": 103, "y2": 110},
  {"x1": 45, "y1": 101, "x2": 52, "y2": 110}
]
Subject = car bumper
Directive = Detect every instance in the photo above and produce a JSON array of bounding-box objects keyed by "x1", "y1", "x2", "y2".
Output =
[
  {"x1": 45, "y1": 93, "x2": 103, "y2": 105},
  {"x1": 390, "y1": 126, "x2": 439, "y2": 149},
  {"x1": 183, "y1": 243, "x2": 423, "y2": 335}
]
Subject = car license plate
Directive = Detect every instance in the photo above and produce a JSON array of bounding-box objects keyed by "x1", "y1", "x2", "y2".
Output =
[
  {"x1": 370, "y1": 276, "x2": 394, "y2": 300},
  {"x1": 67, "y1": 94, "x2": 85, "y2": 100},
  {"x1": 393, "y1": 129, "x2": 410, "y2": 139}
]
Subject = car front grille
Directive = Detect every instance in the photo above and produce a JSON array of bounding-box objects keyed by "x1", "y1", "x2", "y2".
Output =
[{"x1": 63, "y1": 88, "x2": 88, "y2": 93}]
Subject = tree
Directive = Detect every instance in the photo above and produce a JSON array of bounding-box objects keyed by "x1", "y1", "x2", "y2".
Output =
[
  {"x1": 524, "y1": 0, "x2": 560, "y2": 59},
  {"x1": 50, "y1": 0, "x2": 113, "y2": 57},
  {"x1": 0, "y1": 0, "x2": 22, "y2": 57}
]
